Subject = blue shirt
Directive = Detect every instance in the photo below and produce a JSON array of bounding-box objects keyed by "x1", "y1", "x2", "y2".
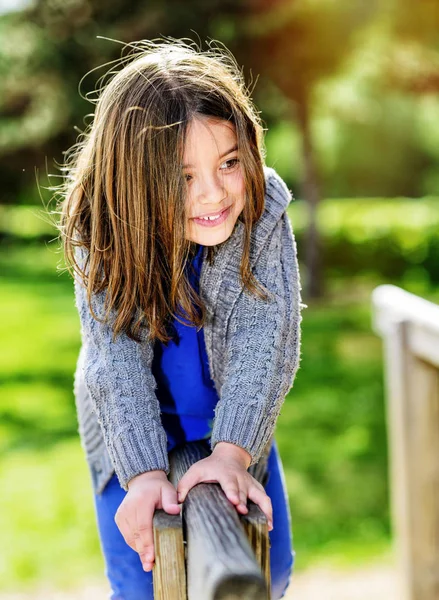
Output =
[{"x1": 151, "y1": 244, "x2": 220, "y2": 452}]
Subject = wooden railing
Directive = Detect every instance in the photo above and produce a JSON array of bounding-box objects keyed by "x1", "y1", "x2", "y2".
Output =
[
  {"x1": 152, "y1": 439, "x2": 272, "y2": 600},
  {"x1": 372, "y1": 284, "x2": 439, "y2": 600}
]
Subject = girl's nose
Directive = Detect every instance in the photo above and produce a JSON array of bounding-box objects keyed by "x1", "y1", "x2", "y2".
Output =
[{"x1": 196, "y1": 175, "x2": 226, "y2": 205}]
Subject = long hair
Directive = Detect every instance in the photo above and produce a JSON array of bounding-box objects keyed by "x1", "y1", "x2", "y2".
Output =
[{"x1": 54, "y1": 37, "x2": 269, "y2": 343}]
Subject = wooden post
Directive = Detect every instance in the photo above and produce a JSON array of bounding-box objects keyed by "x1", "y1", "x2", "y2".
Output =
[
  {"x1": 152, "y1": 509, "x2": 187, "y2": 600},
  {"x1": 371, "y1": 284, "x2": 439, "y2": 600},
  {"x1": 153, "y1": 439, "x2": 271, "y2": 600}
]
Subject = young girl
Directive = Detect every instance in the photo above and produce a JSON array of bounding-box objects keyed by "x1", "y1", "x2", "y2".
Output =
[{"x1": 57, "y1": 37, "x2": 304, "y2": 600}]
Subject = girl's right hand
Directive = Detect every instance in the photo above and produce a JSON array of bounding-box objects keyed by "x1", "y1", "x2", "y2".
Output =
[{"x1": 114, "y1": 470, "x2": 181, "y2": 572}]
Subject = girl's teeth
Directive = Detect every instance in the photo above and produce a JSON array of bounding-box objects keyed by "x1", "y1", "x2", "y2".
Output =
[{"x1": 201, "y1": 214, "x2": 220, "y2": 221}]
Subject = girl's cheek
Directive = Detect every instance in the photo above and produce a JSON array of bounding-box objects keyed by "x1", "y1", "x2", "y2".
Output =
[
  {"x1": 185, "y1": 195, "x2": 196, "y2": 218},
  {"x1": 233, "y1": 175, "x2": 246, "y2": 210},
  {"x1": 225, "y1": 175, "x2": 244, "y2": 206},
  {"x1": 231, "y1": 169, "x2": 245, "y2": 191}
]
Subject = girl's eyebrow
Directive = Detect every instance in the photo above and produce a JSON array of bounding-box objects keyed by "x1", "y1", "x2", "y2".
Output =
[{"x1": 182, "y1": 143, "x2": 238, "y2": 169}]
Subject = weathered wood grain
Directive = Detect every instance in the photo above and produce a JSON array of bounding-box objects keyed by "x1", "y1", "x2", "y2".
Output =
[
  {"x1": 153, "y1": 510, "x2": 187, "y2": 600},
  {"x1": 168, "y1": 440, "x2": 271, "y2": 600},
  {"x1": 241, "y1": 502, "x2": 271, "y2": 598}
]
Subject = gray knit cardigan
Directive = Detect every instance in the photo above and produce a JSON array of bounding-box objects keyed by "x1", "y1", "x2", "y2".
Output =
[{"x1": 73, "y1": 166, "x2": 305, "y2": 495}]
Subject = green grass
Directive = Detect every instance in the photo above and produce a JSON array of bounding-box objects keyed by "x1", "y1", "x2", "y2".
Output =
[
  {"x1": 0, "y1": 241, "x2": 104, "y2": 593},
  {"x1": 277, "y1": 275, "x2": 392, "y2": 569},
  {"x1": 1, "y1": 236, "x2": 436, "y2": 591},
  {"x1": 0, "y1": 441, "x2": 104, "y2": 591}
]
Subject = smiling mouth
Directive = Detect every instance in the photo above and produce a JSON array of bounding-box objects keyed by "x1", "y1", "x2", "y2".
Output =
[{"x1": 190, "y1": 205, "x2": 232, "y2": 227}]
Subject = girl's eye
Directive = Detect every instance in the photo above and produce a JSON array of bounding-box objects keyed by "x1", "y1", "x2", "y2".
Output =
[
  {"x1": 183, "y1": 159, "x2": 239, "y2": 183},
  {"x1": 220, "y1": 158, "x2": 240, "y2": 171}
]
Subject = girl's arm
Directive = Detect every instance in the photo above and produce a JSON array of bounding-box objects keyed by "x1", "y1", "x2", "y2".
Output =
[
  {"x1": 210, "y1": 207, "x2": 303, "y2": 466},
  {"x1": 74, "y1": 248, "x2": 169, "y2": 491}
]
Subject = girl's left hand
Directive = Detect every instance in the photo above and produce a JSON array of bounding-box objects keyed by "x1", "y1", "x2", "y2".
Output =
[{"x1": 176, "y1": 443, "x2": 273, "y2": 531}]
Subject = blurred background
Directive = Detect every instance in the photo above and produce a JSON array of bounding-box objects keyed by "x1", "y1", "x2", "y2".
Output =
[{"x1": 1, "y1": 0, "x2": 438, "y2": 597}]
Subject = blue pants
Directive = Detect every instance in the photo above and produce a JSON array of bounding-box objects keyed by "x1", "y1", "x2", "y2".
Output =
[{"x1": 93, "y1": 439, "x2": 295, "y2": 599}]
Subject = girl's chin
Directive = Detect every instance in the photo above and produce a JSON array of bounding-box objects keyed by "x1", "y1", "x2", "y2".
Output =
[
  {"x1": 186, "y1": 222, "x2": 237, "y2": 246},
  {"x1": 186, "y1": 227, "x2": 234, "y2": 246}
]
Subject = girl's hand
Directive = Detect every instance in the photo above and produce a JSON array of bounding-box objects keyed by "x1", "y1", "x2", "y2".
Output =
[
  {"x1": 176, "y1": 442, "x2": 273, "y2": 531},
  {"x1": 114, "y1": 470, "x2": 181, "y2": 572}
]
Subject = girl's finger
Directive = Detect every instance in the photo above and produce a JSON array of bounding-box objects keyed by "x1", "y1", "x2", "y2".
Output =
[
  {"x1": 177, "y1": 467, "x2": 204, "y2": 502},
  {"x1": 237, "y1": 490, "x2": 248, "y2": 513},
  {"x1": 134, "y1": 506, "x2": 155, "y2": 567},
  {"x1": 161, "y1": 485, "x2": 182, "y2": 514},
  {"x1": 139, "y1": 551, "x2": 154, "y2": 571},
  {"x1": 251, "y1": 479, "x2": 266, "y2": 493},
  {"x1": 247, "y1": 487, "x2": 273, "y2": 529},
  {"x1": 222, "y1": 482, "x2": 240, "y2": 504}
]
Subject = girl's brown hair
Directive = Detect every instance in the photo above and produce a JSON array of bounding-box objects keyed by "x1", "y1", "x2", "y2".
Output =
[{"x1": 54, "y1": 37, "x2": 268, "y2": 343}]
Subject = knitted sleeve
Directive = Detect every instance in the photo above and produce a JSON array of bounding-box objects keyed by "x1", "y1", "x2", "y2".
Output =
[
  {"x1": 209, "y1": 209, "x2": 304, "y2": 466},
  {"x1": 74, "y1": 248, "x2": 170, "y2": 491}
]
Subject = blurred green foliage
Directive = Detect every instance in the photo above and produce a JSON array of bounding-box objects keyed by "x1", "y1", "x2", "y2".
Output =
[
  {"x1": 1, "y1": 202, "x2": 438, "y2": 591},
  {"x1": 1, "y1": 0, "x2": 439, "y2": 203},
  {"x1": 0, "y1": 238, "x2": 388, "y2": 590},
  {"x1": 1, "y1": 0, "x2": 439, "y2": 593}
]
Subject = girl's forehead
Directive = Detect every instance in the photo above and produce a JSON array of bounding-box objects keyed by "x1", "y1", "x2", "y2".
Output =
[
  {"x1": 187, "y1": 116, "x2": 236, "y2": 137},
  {"x1": 183, "y1": 117, "x2": 237, "y2": 161}
]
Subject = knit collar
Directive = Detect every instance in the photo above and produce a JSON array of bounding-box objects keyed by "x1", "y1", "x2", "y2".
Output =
[
  {"x1": 198, "y1": 165, "x2": 293, "y2": 385},
  {"x1": 239, "y1": 165, "x2": 293, "y2": 264}
]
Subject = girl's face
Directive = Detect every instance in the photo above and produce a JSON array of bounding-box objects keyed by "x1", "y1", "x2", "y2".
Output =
[{"x1": 183, "y1": 116, "x2": 246, "y2": 247}]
